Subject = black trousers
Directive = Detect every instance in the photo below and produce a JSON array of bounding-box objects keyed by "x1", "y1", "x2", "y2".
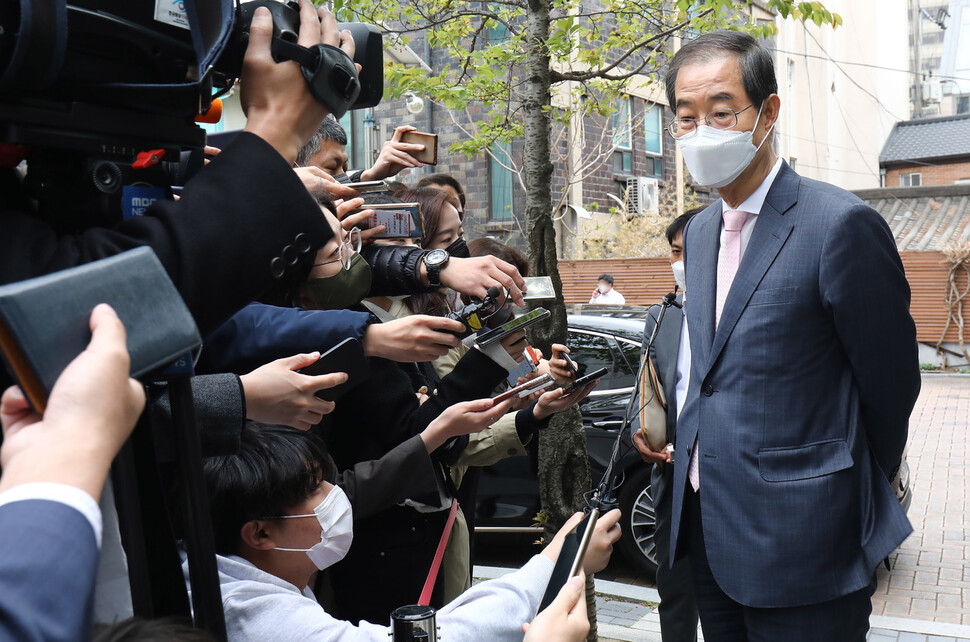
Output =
[
  {"x1": 654, "y1": 465, "x2": 699, "y2": 642},
  {"x1": 684, "y1": 486, "x2": 874, "y2": 642}
]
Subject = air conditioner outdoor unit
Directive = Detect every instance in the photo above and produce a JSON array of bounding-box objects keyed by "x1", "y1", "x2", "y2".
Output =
[{"x1": 625, "y1": 176, "x2": 659, "y2": 215}]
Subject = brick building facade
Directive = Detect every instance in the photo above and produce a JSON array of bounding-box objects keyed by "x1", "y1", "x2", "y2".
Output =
[
  {"x1": 342, "y1": 34, "x2": 683, "y2": 257},
  {"x1": 879, "y1": 114, "x2": 970, "y2": 187}
]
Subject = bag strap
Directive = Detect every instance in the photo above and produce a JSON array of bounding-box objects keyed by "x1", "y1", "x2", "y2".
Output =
[{"x1": 417, "y1": 499, "x2": 460, "y2": 606}]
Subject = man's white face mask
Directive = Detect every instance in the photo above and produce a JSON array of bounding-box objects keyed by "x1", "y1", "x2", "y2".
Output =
[
  {"x1": 272, "y1": 485, "x2": 354, "y2": 571},
  {"x1": 671, "y1": 260, "x2": 687, "y2": 293},
  {"x1": 676, "y1": 101, "x2": 774, "y2": 188}
]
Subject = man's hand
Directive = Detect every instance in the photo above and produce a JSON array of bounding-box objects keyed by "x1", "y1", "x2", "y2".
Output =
[
  {"x1": 363, "y1": 316, "x2": 464, "y2": 362},
  {"x1": 241, "y1": 1, "x2": 356, "y2": 164},
  {"x1": 433, "y1": 256, "x2": 527, "y2": 306},
  {"x1": 522, "y1": 574, "x2": 589, "y2": 642},
  {"x1": 548, "y1": 344, "x2": 576, "y2": 384},
  {"x1": 359, "y1": 126, "x2": 426, "y2": 180},
  {"x1": 239, "y1": 353, "x2": 347, "y2": 431},
  {"x1": 294, "y1": 166, "x2": 363, "y2": 202},
  {"x1": 0, "y1": 304, "x2": 145, "y2": 500},
  {"x1": 420, "y1": 397, "x2": 514, "y2": 452},
  {"x1": 334, "y1": 196, "x2": 384, "y2": 244},
  {"x1": 591, "y1": 289, "x2": 601, "y2": 299},
  {"x1": 533, "y1": 381, "x2": 597, "y2": 420},
  {"x1": 632, "y1": 429, "x2": 672, "y2": 465},
  {"x1": 583, "y1": 508, "x2": 622, "y2": 574}
]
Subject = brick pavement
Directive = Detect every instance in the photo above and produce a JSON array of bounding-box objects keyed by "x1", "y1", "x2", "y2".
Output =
[{"x1": 871, "y1": 375, "x2": 970, "y2": 626}]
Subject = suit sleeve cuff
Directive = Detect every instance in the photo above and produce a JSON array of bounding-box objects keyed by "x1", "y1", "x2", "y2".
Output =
[{"x1": 0, "y1": 482, "x2": 102, "y2": 547}]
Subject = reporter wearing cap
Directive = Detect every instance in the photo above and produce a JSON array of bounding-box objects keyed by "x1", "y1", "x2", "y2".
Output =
[
  {"x1": 589, "y1": 274, "x2": 626, "y2": 305},
  {"x1": 666, "y1": 32, "x2": 919, "y2": 639}
]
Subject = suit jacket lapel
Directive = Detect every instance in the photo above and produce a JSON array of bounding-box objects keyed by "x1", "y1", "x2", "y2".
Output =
[
  {"x1": 707, "y1": 163, "x2": 799, "y2": 370},
  {"x1": 684, "y1": 204, "x2": 722, "y2": 370}
]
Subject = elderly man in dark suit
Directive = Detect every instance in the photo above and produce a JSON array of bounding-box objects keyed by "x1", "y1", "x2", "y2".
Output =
[{"x1": 664, "y1": 31, "x2": 920, "y2": 640}]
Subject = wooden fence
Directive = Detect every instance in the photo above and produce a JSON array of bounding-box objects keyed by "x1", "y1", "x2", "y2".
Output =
[{"x1": 558, "y1": 251, "x2": 963, "y2": 345}]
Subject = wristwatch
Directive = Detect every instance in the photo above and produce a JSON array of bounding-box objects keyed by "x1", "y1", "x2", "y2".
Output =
[{"x1": 423, "y1": 249, "x2": 450, "y2": 288}]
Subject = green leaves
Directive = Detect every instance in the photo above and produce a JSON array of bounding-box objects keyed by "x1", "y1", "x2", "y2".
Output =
[{"x1": 354, "y1": 0, "x2": 841, "y2": 162}]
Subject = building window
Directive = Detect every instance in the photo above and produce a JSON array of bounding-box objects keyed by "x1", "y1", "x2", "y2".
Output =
[
  {"x1": 338, "y1": 111, "x2": 367, "y2": 169},
  {"x1": 957, "y1": 95, "x2": 970, "y2": 114},
  {"x1": 900, "y1": 172, "x2": 922, "y2": 187},
  {"x1": 489, "y1": 143, "x2": 515, "y2": 220},
  {"x1": 643, "y1": 102, "x2": 664, "y2": 177},
  {"x1": 612, "y1": 96, "x2": 633, "y2": 174}
]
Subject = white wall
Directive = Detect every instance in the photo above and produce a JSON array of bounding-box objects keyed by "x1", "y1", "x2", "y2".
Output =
[{"x1": 773, "y1": 1, "x2": 911, "y2": 189}]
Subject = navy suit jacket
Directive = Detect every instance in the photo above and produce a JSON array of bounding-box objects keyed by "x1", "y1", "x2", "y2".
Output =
[
  {"x1": 0, "y1": 500, "x2": 99, "y2": 641},
  {"x1": 671, "y1": 162, "x2": 920, "y2": 608}
]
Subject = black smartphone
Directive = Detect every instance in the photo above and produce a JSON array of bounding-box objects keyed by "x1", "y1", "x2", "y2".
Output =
[
  {"x1": 537, "y1": 510, "x2": 599, "y2": 613},
  {"x1": 565, "y1": 366, "x2": 607, "y2": 391},
  {"x1": 299, "y1": 338, "x2": 370, "y2": 401},
  {"x1": 474, "y1": 307, "x2": 551, "y2": 346},
  {"x1": 561, "y1": 351, "x2": 579, "y2": 376},
  {"x1": 343, "y1": 180, "x2": 390, "y2": 193}
]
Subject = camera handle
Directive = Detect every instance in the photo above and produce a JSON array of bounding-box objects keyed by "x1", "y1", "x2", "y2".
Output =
[{"x1": 266, "y1": 38, "x2": 361, "y2": 120}]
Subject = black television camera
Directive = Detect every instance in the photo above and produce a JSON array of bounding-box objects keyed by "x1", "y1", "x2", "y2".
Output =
[
  {"x1": 445, "y1": 286, "x2": 514, "y2": 339},
  {"x1": 0, "y1": 0, "x2": 382, "y2": 230}
]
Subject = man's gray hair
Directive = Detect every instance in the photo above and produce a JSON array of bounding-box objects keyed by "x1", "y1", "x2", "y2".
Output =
[
  {"x1": 296, "y1": 115, "x2": 349, "y2": 166},
  {"x1": 664, "y1": 31, "x2": 777, "y2": 111}
]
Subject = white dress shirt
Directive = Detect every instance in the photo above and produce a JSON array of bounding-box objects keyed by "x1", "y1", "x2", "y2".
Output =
[
  {"x1": 589, "y1": 288, "x2": 626, "y2": 305},
  {"x1": 675, "y1": 294, "x2": 691, "y2": 420},
  {"x1": 718, "y1": 157, "x2": 784, "y2": 256}
]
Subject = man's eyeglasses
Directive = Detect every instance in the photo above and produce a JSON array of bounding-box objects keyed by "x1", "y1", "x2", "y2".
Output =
[
  {"x1": 667, "y1": 104, "x2": 755, "y2": 139},
  {"x1": 314, "y1": 227, "x2": 362, "y2": 271}
]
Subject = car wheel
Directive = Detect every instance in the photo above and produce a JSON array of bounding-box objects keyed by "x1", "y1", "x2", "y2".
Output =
[{"x1": 615, "y1": 466, "x2": 658, "y2": 577}]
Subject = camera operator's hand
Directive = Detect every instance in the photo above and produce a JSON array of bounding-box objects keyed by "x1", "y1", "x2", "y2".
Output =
[
  {"x1": 548, "y1": 343, "x2": 575, "y2": 384},
  {"x1": 430, "y1": 256, "x2": 527, "y2": 306},
  {"x1": 239, "y1": 353, "x2": 347, "y2": 431},
  {"x1": 0, "y1": 304, "x2": 145, "y2": 502},
  {"x1": 241, "y1": 1, "x2": 357, "y2": 165},
  {"x1": 363, "y1": 316, "x2": 463, "y2": 362},
  {"x1": 294, "y1": 166, "x2": 363, "y2": 202},
  {"x1": 420, "y1": 397, "x2": 514, "y2": 452},
  {"x1": 334, "y1": 197, "x2": 384, "y2": 244},
  {"x1": 522, "y1": 574, "x2": 588, "y2": 642},
  {"x1": 359, "y1": 126, "x2": 425, "y2": 181},
  {"x1": 632, "y1": 429, "x2": 672, "y2": 465},
  {"x1": 532, "y1": 381, "x2": 597, "y2": 420}
]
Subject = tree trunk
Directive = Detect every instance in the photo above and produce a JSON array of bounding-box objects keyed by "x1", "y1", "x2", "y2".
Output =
[{"x1": 522, "y1": 0, "x2": 596, "y2": 638}]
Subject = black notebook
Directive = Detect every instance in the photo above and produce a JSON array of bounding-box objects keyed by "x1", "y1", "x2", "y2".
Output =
[{"x1": 0, "y1": 247, "x2": 201, "y2": 412}]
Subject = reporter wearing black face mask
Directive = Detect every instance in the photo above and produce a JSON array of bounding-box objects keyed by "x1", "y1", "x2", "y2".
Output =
[{"x1": 289, "y1": 202, "x2": 512, "y2": 624}]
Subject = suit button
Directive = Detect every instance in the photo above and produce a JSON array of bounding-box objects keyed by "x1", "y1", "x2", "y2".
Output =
[
  {"x1": 703, "y1": 384, "x2": 714, "y2": 396},
  {"x1": 270, "y1": 257, "x2": 286, "y2": 279},
  {"x1": 281, "y1": 244, "x2": 299, "y2": 266},
  {"x1": 294, "y1": 233, "x2": 312, "y2": 254}
]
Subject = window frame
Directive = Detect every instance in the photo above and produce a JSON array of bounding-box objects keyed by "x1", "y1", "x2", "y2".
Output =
[{"x1": 899, "y1": 172, "x2": 922, "y2": 187}]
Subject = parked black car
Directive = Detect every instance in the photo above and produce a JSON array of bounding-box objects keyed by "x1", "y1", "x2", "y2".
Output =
[
  {"x1": 474, "y1": 305, "x2": 661, "y2": 576},
  {"x1": 473, "y1": 304, "x2": 913, "y2": 577}
]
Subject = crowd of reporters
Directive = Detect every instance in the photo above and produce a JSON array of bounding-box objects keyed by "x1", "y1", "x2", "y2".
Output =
[{"x1": 0, "y1": 2, "x2": 620, "y2": 640}]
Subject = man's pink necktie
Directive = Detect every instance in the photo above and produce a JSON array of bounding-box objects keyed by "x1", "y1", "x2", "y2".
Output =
[{"x1": 689, "y1": 209, "x2": 750, "y2": 492}]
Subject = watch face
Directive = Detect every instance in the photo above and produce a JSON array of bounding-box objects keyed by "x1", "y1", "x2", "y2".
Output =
[{"x1": 426, "y1": 249, "x2": 449, "y2": 267}]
